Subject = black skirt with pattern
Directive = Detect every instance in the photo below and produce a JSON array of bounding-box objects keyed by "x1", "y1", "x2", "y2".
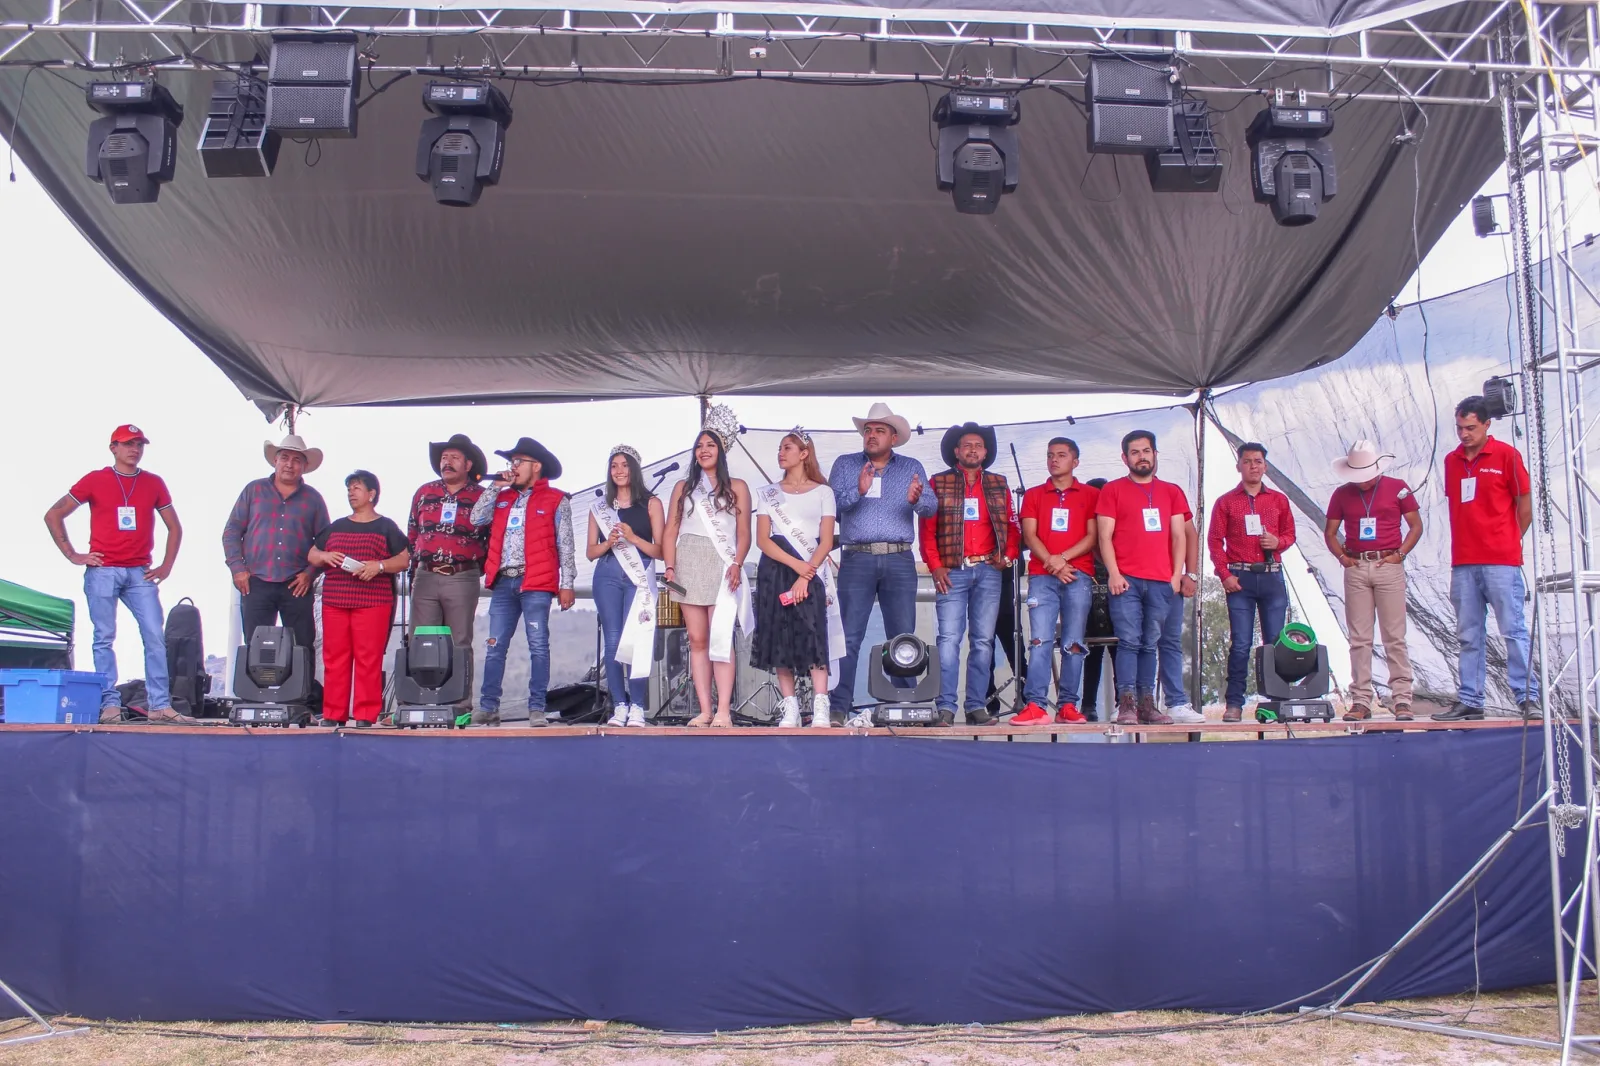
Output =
[{"x1": 750, "y1": 536, "x2": 830, "y2": 673}]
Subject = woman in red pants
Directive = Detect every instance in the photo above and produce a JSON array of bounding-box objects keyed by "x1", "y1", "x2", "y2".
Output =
[{"x1": 308, "y1": 470, "x2": 410, "y2": 728}]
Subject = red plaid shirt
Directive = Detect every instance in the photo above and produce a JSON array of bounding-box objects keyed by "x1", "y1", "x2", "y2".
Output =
[
  {"x1": 407, "y1": 480, "x2": 489, "y2": 569},
  {"x1": 222, "y1": 478, "x2": 330, "y2": 583},
  {"x1": 1206, "y1": 483, "x2": 1296, "y2": 580}
]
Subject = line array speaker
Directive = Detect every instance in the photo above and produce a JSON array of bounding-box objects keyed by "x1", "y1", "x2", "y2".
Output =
[{"x1": 265, "y1": 34, "x2": 358, "y2": 139}]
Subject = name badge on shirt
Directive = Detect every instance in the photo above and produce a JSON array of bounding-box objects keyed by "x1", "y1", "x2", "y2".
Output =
[
  {"x1": 963, "y1": 497, "x2": 981, "y2": 521},
  {"x1": 1244, "y1": 514, "x2": 1264, "y2": 536},
  {"x1": 865, "y1": 477, "x2": 883, "y2": 499},
  {"x1": 117, "y1": 506, "x2": 137, "y2": 531},
  {"x1": 1358, "y1": 517, "x2": 1377, "y2": 541},
  {"x1": 1050, "y1": 507, "x2": 1071, "y2": 532},
  {"x1": 1143, "y1": 507, "x2": 1162, "y2": 532},
  {"x1": 439, "y1": 501, "x2": 458, "y2": 525},
  {"x1": 507, "y1": 511, "x2": 525, "y2": 531},
  {"x1": 1460, "y1": 477, "x2": 1477, "y2": 503}
]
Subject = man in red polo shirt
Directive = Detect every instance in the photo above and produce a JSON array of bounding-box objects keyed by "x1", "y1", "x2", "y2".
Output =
[
  {"x1": 43, "y1": 424, "x2": 190, "y2": 723},
  {"x1": 1433, "y1": 395, "x2": 1537, "y2": 721},
  {"x1": 1095, "y1": 429, "x2": 1187, "y2": 726},
  {"x1": 1013, "y1": 437, "x2": 1098, "y2": 725}
]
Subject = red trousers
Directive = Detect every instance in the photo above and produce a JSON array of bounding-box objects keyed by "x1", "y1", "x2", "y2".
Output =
[{"x1": 321, "y1": 603, "x2": 391, "y2": 723}]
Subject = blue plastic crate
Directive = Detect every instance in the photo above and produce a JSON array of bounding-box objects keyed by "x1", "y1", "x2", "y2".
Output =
[{"x1": 0, "y1": 669, "x2": 105, "y2": 724}]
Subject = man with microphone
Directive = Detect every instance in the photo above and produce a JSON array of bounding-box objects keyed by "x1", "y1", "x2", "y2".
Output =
[{"x1": 1207, "y1": 442, "x2": 1296, "y2": 722}]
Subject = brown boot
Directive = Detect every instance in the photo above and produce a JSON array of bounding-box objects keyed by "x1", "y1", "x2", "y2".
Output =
[
  {"x1": 1392, "y1": 704, "x2": 1413, "y2": 721},
  {"x1": 1343, "y1": 704, "x2": 1371, "y2": 722},
  {"x1": 1222, "y1": 705, "x2": 1243, "y2": 723},
  {"x1": 1114, "y1": 691, "x2": 1139, "y2": 726},
  {"x1": 1137, "y1": 694, "x2": 1173, "y2": 725}
]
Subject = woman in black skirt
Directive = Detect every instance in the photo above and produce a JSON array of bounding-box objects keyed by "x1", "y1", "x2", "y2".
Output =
[{"x1": 751, "y1": 429, "x2": 837, "y2": 728}]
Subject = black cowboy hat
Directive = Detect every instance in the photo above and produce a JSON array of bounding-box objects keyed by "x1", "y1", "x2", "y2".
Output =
[
  {"x1": 429, "y1": 433, "x2": 489, "y2": 479},
  {"x1": 940, "y1": 422, "x2": 998, "y2": 471},
  {"x1": 494, "y1": 437, "x2": 563, "y2": 481}
]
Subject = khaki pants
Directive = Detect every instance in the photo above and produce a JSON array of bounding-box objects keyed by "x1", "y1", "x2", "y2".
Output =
[
  {"x1": 411, "y1": 568, "x2": 481, "y2": 706},
  {"x1": 1343, "y1": 558, "x2": 1413, "y2": 706}
]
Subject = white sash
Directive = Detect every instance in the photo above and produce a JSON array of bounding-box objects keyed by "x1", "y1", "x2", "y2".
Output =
[
  {"x1": 594, "y1": 502, "x2": 657, "y2": 681},
  {"x1": 686, "y1": 483, "x2": 753, "y2": 663},
  {"x1": 760, "y1": 483, "x2": 846, "y2": 688}
]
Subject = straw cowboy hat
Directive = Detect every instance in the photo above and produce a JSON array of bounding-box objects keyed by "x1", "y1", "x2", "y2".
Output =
[
  {"x1": 429, "y1": 433, "x2": 489, "y2": 479},
  {"x1": 852, "y1": 402, "x2": 912, "y2": 447},
  {"x1": 263, "y1": 433, "x2": 324, "y2": 473},
  {"x1": 1331, "y1": 440, "x2": 1395, "y2": 484},
  {"x1": 940, "y1": 421, "x2": 998, "y2": 470}
]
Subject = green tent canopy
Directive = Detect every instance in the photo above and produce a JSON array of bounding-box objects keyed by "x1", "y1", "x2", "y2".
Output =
[{"x1": 0, "y1": 578, "x2": 73, "y2": 644}]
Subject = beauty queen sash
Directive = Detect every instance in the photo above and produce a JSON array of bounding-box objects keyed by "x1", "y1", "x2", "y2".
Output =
[
  {"x1": 593, "y1": 503, "x2": 657, "y2": 680},
  {"x1": 759, "y1": 483, "x2": 846, "y2": 687},
  {"x1": 687, "y1": 483, "x2": 754, "y2": 663}
]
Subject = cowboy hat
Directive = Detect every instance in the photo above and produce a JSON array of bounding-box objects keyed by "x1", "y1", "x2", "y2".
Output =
[
  {"x1": 1331, "y1": 440, "x2": 1395, "y2": 483},
  {"x1": 494, "y1": 437, "x2": 562, "y2": 481},
  {"x1": 940, "y1": 422, "x2": 998, "y2": 471},
  {"x1": 430, "y1": 433, "x2": 489, "y2": 479},
  {"x1": 851, "y1": 402, "x2": 912, "y2": 447},
  {"x1": 263, "y1": 433, "x2": 324, "y2": 473}
]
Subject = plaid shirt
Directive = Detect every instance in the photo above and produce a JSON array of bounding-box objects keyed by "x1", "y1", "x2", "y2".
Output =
[
  {"x1": 407, "y1": 479, "x2": 489, "y2": 569},
  {"x1": 1206, "y1": 483, "x2": 1296, "y2": 580},
  {"x1": 222, "y1": 477, "x2": 330, "y2": 583}
]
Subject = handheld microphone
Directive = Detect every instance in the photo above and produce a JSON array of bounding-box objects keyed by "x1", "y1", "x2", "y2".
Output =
[{"x1": 654, "y1": 461, "x2": 681, "y2": 478}]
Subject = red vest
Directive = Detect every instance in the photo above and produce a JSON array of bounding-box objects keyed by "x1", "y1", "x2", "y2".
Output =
[{"x1": 483, "y1": 480, "x2": 566, "y2": 593}]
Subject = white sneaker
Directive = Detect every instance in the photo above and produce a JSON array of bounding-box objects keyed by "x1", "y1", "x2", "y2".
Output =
[
  {"x1": 1168, "y1": 704, "x2": 1206, "y2": 724},
  {"x1": 606, "y1": 705, "x2": 629, "y2": 727},
  {"x1": 626, "y1": 704, "x2": 648, "y2": 728},
  {"x1": 777, "y1": 696, "x2": 803, "y2": 728},
  {"x1": 845, "y1": 712, "x2": 873, "y2": 729},
  {"x1": 811, "y1": 695, "x2": 833, "y2": 728}
]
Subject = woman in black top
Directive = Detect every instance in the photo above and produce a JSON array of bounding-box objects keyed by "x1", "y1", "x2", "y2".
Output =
[{"x1": 585, "y1": 445, "x2": 666, "y2": 727}]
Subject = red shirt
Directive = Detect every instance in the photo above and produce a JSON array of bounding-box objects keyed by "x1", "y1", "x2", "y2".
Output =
[
  {"x1": 1445, "y1": 436, "x2": 1530, "y2": 566},
  {"x1": 918, "y1": 471, "x2": 1020, "y2": 568},
  {"x1": 1206, "y1": 483, "x2": 1297, "y2": 579},
  {"x1": 1020, "y1": 479, "x2": 1099, "y2": 576},
  {"x1": 1327, "y1": 476, "x2": 1418, "y2": 553},
  {"x1": 1094, "y1": 476, "x2": 1189, "y2": 582},
  {"x1": 68, "y1": 467, "x2": 174, "y2": 568}
]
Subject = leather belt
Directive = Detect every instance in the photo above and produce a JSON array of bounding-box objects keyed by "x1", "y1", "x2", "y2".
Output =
[
  {"x1": 426, "y1": 562, "x2": 481, "y2": 577},
  {"x1": 496, "y1": 568, "x2": 525, "y2": 581},
  {"x1": 959, "y1": 555, "x2": 999, "y2": 568},
  {"x1": 1227, "y1": 562, "x2": 1281, "y2": 573},
  {"x1": 844, "y1": 541, "x2": 911, "y2": 555},
  {"x1": 1352, "y1": 550, "x2": 1393, "y2": 561}
]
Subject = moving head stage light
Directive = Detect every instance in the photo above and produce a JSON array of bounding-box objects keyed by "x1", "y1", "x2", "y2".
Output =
[
  {"x1": 416, "y1": 81, "x2": 514, "y2": 207},
  {"x1": 391, "y1": 626, "x2": 472, "y2": 728},
  {"x1": 933, "y1": 90, "x2": 1020, "y2": 215},
  {"x1": 1247, "y1": 90, "x2": 1338, "y2": 226},
  {"x1": 1254, "y1": 623, "x2": 1335, "y2": 724},
  {"x1": 231, "y1": 625, "x2": 315, "y2": 726},
  {"x1": 84, "y1": 80, "x2": 182, "y2": 205},
  {"x1": 866, "y1": 633, "x2": 943, "y2": 726}
]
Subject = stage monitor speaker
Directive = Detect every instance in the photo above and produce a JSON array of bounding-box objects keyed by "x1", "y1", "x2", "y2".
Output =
[
  {"x1": 1145, "y1": 100, "x2": 1222, "y2": 192},
  {"x1": 648, "y1": 627, "x2": 693, "y2": 721},
  {"x1": 266, "y1": 85, "x2": 357, "y2": 137},
  {"x1": 267, "y1": 36, "x2": 358, "y2": 86},
  {"x1": 1089, "y1": 56, "x2": 1176, "y2": 105},
  {"x1": 1090, "y1": 101, "x2": 1175, "y2": 154},
  {"x1": 198, "y1": 77, "x2": 280, "y2": 178}
]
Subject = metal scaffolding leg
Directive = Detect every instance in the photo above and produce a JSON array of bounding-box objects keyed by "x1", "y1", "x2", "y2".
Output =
[{"x1": 0, "y1": 974, "x2": 87, "y2": 1047}]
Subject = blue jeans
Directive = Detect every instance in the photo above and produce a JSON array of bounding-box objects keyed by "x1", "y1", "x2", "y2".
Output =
[
  {"x1": 84, "y1": 566, "x2": 169, "y2": 710},
  {"x1": 1159, "y1": 589, "x2": 1193, "y2": 708},
  {"x1": 1107, "y1": 576, "x2": 1173, "y2": 699},
  {"x1": 1224, "y1": 571, "x2": 1288, "y2": 708},
  {"x1": 831, "y1": 550, "x2": 919, "y2": 714},
  {"x1": 593, "y1": 554, "x2": 648, "y2": 709},
  {"x1": 935, "y1": 564, "x2": 1003, "y2": 712},
  {"x1": 479, "y1": 577, "x2": 554, "y2": 714},
  {"x1": 1023, "y1": 572, "x2": 1093, "y2": 708},
  {"x1": 1452, "y1": 564, "x2": 1539, "y2": 707}
]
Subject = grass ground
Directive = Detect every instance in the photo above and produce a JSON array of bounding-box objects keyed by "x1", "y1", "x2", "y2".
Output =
[{"x1": 2, "y1": 985, "x2": 1592, "y2": 1065}]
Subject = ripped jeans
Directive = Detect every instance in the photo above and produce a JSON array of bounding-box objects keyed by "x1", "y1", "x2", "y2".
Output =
[
  {"x1": 478, "y1": 576, "x2": 554, "y2": 714},
  {"x1": 1023, "y1": 571, "x2": 1093, "y2": 708}
]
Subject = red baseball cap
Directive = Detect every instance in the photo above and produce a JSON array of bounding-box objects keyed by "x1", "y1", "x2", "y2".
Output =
[{"x1": 110, "y1": 424, "x2": 149, "y2": 444}]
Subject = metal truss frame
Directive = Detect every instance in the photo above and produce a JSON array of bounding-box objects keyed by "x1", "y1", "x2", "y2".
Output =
[{"x1": 0, "y1": 0, "x2": 1598, "y2": 108}]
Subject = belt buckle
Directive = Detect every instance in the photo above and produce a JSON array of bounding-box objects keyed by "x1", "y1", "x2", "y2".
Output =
[{"x1": 434, "y1": 564, "x2": 456, "y2": 576}]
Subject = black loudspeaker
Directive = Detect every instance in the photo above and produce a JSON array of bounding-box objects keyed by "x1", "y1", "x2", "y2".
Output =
[
  {"x1": 267, "y1": 37, "x2": 358, "y2": 85},
  {"x1": 198, "y1": 76, "x2": 280, "y2": 178},
  {"x1": 265, "y1": 85, "x2": 357, "y2": 137},
  {"x1": 1089, "y1": 56, "x2": 1176, "y2": 104},
  {"x1": 1090, "y1": 101, "x2": 1175, "y2": 154},
  {"x1": 1145, "y1": 100, "x2": 1222, "y2": 192}
]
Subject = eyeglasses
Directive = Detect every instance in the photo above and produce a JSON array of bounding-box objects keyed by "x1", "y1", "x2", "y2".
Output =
[{"x1": 508, "y1": 457, "x2": 535, "y2": 468}]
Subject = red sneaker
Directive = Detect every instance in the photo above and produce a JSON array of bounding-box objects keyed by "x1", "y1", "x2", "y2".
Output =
[
  {"x1": 1055, "y1": 703, "x2": 1086, "y2": 724},
  {"x1": 1012, "y1": 703, "x2": 1050, "y2": 726}
]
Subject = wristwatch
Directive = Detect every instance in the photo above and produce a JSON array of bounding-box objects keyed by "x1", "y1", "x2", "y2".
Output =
[{"x1": 1184, "y1": 571, "x2": 1198, "y2": 581}]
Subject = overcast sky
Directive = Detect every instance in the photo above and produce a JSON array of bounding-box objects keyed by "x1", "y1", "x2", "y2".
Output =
[{"x1": 1, "y1": 147, "x2": 1587, "y2": 679}]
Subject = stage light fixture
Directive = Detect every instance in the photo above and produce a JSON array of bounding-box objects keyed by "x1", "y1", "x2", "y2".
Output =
[
  {"x1": 415, "y1": 81, "x2": 513, "y2": 207},
  {"x1": 866, "y1": 633, "x2": 942, "y2": 725},
  {"x1": 231, "y1": 625, "x2": 315, "y2": 726},
  {"x1": 1483, "y1": 375, "x2": 1519, "y2": 418},
  {"x1": 1254, "y1": 623, "x2": 1334, "y2": 723},
  {"x1": 83, "y1": 80, "x2": 183, "y2": 205},
  {"x1": 392, "y1": 626, "x2": 472, "y2": 728},
  {"x1": 1471, "y1": 194, "x2": 1506, "y2": 238},
  {"x1": 933, "y1": 90, "x2": 1020, "y2": 215},
  {"x1": 1246, "y1": 90, "x2": 1338, "y2": 227}
]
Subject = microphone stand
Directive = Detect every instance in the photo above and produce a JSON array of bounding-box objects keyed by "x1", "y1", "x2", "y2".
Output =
[{"x1": 1002, "y1": 443, "x2": 1028, "y2": 716}]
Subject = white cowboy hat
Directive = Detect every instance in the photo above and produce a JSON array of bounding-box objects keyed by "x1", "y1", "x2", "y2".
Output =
[
  {"x1": 263, "y1": 433, "x2": 324, "y2": 473},
  {"x1": 851, "y1": 402, "x2": 912, "y2": 447},
  {"x1": 1331, "y1": 440, "x2": 1394, "y2": 483}
]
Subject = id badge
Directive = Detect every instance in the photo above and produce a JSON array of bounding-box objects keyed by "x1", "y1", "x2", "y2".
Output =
[
  {"x1": 1050, "y1": 507, "x2": 1070, "y2": 532},
  {"x1": 1142, "y1": 507, "x2": 1162, "y2": 532},
  {"x1": 439, "y1": 501, "x2": 458, "y2": 526},
  {"x1": 117, "y1": 505, "x2": 137, "y2": 531},
  {"x1": 507, "y1": 510, "x2": 525, "y2": 531},
  {"x1": 963, "y1": 497, "x2": 981, "y2": 521},
  {"x1": 1244, "y1": 514, "x2": 1264, "y2": 536},
  {"x1": 1460, "y1": 477, "x2": 1477, "y2": 503},
  {"x1": 1358, "y1": 517, "x2": 1377, "y2": 541},
  {"x1": 865, "y1": 478, "x2": 882, "y2": 499}
]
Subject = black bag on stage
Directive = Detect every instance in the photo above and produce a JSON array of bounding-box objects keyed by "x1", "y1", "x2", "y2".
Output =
[{"x1": 165, "y1": 597, "x2": 213, "y2": 716}]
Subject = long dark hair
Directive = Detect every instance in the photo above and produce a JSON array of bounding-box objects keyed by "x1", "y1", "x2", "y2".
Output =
[
  {"x1": 605, "y1": 451, "x2": 652, "y2": 509},
  {"x1": 684, "y1": 431, "x2": 738, "y2": 516}
]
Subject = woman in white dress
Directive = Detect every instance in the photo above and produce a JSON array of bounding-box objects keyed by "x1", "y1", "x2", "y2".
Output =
[{"x1": 662, "y1": 407, "x2": 751, "y2": 727}]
